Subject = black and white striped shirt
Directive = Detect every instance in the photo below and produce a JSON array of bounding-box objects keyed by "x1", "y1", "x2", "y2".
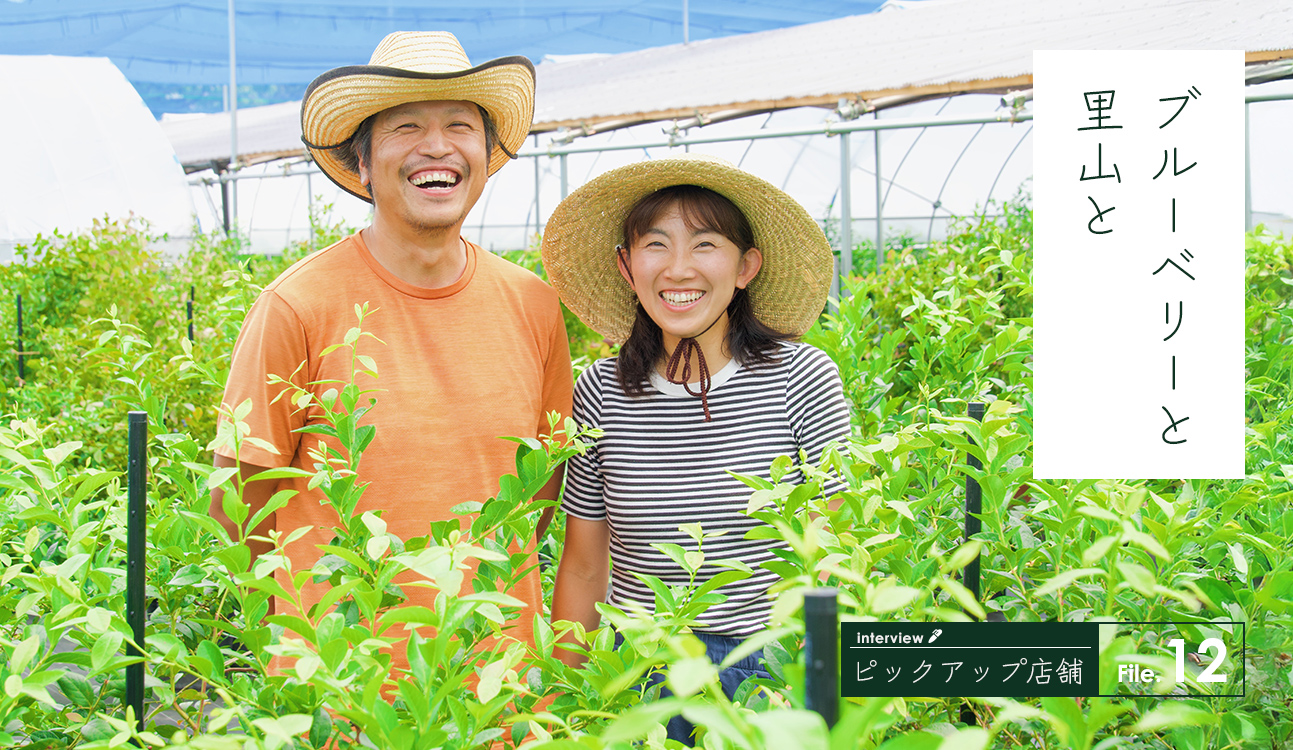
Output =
[{"x1": 562, "y1": 341, "x2": 851, "y2": 637}]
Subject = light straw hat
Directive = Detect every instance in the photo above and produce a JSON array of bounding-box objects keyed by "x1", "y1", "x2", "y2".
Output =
[
  {"x1": 541, "y1": 154, "x2": 835, "y2": 344},
  {"x1": 300, "y1": 31, "x2": 534, "y2": 202}
]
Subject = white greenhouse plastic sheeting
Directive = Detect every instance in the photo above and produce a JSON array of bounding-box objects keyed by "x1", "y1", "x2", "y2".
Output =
[
  {"x1": 533, "y1": 0, "x2": 1293, "y2": 131},
  {"x1": 183, "y1": 82, "x2": 1293, "y2": 256},
  {"x1": 184, "y1": 94, "x2": 1038, "y2": 255},
  {"x1": 0, "y1": 55, "x2": 195, "y2": 262}
]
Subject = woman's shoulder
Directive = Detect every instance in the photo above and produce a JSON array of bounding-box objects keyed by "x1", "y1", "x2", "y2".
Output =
[
  {"x1": 575, "y1": 357, "x2": 620, "y2": 391},
  {"x1": 769, "y1": 340, "x2": 837, "y2": 371}
]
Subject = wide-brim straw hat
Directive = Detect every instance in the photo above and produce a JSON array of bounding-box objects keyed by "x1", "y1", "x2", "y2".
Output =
[
  {"x1": 541, "y1": 154, "x2": 835, "y2": 344},
  {"x1": 300, "y1": 31, "x2": 535, "y2": 202}
]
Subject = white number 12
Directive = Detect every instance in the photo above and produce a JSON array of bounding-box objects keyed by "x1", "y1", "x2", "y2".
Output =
[{"x1": 1167, "y1": 638, "x2": 1228, "y2": 683}]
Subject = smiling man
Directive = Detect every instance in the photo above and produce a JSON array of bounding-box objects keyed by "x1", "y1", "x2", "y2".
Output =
[{"x1": 211, "y1": 32, "x2": 573, "y2": 662}]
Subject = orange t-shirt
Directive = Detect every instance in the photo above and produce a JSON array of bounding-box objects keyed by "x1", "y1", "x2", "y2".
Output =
[{"x1": 215, "y1": 232, "x2": 573, "y2": 672}]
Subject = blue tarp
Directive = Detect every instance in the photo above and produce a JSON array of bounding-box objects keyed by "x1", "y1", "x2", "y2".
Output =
[{"x1": 0, "y1": 1, "x2": 880, "y2": 85}]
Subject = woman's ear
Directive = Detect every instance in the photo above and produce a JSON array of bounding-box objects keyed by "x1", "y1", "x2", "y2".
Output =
[
  {"x1": 616, "y1": 246, "x2": 636, "y2": 287},
  {"x1": 736, "y1": 247, "x2": 763, "y2": 289}
]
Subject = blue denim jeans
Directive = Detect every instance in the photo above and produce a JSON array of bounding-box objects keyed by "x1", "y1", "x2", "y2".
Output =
[{"x1": 642, "y1": 632, "x2": 770, "y2": 747}]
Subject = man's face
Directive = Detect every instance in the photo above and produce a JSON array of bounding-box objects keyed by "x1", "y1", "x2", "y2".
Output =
[{"x1": 359, "y1": 100, "x2": 489, "y2": 235}]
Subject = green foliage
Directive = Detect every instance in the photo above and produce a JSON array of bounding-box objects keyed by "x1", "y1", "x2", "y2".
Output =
[{"x1": 0, "y1": 203, "x2": 1288, "y2": 749}]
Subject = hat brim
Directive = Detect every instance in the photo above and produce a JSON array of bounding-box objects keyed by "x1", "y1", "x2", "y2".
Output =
[
  {"x1": 541, "y1": 157, "x2": 835, "y2": 344},
  {"x1": 301, "y1": 57, "x2": 535, "y2": 202}
]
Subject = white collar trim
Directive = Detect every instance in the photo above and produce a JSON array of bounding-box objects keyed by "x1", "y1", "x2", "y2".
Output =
[{"x1": 649, "y1": 355, "x2": 742, "y2": 396}]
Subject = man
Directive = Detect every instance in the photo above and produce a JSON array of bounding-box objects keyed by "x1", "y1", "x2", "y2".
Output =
[{"x1": 211, "y1": 31, "x2": 572, "y2": 661}]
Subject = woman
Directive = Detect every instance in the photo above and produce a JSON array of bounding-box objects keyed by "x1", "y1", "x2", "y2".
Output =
[{"x1": 541, "y1": 154, "x2": 850, "y2": 743}]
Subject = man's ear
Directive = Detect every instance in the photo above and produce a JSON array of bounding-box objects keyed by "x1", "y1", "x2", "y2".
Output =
[
  {"x1": 736, "y1": 247, "x2": 763, "y2": 289},
  {"x1": 357, "y1": 158, "x2": 371, "y2": 193}
]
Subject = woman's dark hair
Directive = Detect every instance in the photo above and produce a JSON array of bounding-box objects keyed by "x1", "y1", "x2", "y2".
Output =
[{"x1": 615, "y1": 184, "x2": 792, "y2": 395}]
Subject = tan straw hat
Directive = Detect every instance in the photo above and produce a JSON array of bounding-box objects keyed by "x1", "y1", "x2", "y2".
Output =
[
  {"x1": 541, "y1": 154, "x2": 834, "y2": 344},
  {"x1": 300, "y1": 31, "x2": 535, "y2": 202}
]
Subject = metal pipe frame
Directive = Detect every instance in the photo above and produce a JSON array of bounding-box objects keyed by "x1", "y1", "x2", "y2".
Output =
[
  {"x1": 518, "y1": 111, "x2": 1036, "y2": 158},
  {"x1": 227, "y1": 0, "x2": 239, "y2": 240}
]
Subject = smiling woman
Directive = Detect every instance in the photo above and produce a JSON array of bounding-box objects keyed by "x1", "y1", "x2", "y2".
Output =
[
  {"x1": 614, "y1": 185, "x2": 771, "y2": 416},
  {"x1": 541, "y1": 154, "x2": 849, "y2": 746}
]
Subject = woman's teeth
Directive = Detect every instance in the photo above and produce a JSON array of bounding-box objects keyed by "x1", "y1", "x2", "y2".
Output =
[{"x1": 661, "y1": 291, "x2": 704, "y2": 305}]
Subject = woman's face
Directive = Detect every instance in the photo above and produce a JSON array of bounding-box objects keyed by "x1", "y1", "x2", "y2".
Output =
[{"x1": 617, "y1": 204, "x2": 762, "y2": 343}]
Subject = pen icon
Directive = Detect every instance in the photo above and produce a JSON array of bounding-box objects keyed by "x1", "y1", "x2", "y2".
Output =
[{"x1": 929, "y1": 629, "x2": 943, "y2": 643}]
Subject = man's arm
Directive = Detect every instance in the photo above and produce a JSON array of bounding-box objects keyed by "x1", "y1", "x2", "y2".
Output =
[
  {"x1": 210, "y1": 453, "x2": 278, "y2": 563},
  {"x1": 534, "y1": 465, "x2": 564, "y2": 540},
  {"x1": 550, "y1": 515, "x2": 610, "y2": 668}
]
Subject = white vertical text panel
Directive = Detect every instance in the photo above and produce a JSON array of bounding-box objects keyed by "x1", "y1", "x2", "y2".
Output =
[{"x1": 1034, "y1": 50, "x2": 1245, "y2": 480}]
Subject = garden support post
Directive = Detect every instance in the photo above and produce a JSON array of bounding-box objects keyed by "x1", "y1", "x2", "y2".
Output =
[
  {"x1": 533, "y1": 134, "x2": 542, "y2": 236},
  {"x1": 560, "y1": 153, "x2": 569, "y2": 199},
  {"x1": 15, "y1": 294, "x2": 23, "y2": 383},
  {"x1": 838, "y1": 131, "x2": 853, "y2": 291},
  {"x1": 127, "y1": 411, "x2": 147, "y2": 731},
  {"x1": 803, "y1": 588, "x2": 838, "y2": 728},
  {"x1": 187, "y1": 286, "x2": 195, "y2": 342},
  {"x1": 874, "y1": 111, "x2": 883, "y2": 270},
  {"x1": 964, "y1": 402, "x2": 985, "y2": 603}
]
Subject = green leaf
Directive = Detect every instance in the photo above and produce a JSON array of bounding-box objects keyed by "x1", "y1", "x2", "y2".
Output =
[
  {"x1": 10, "y1": 634, "x2": 39, "y2": 674},
  {"x1": 1115, "y1": 562, "x2": 1157, "y2": 597},
  {"x1": 56, "y1": 672, "x2": 97, "y2": 709},
  {"x1": 247, "y1": 489, "x2": 296, "y2": 533},
  {"x1": 361, "y1": 511, "x2": 387, "y2": 536},
  {"x1": 90, "y1": 631, "x2": 124, "y2": 673},
  {"x1": 477, "y1": 659, "x2": 506, "y2": 703},
  {"x1": 196, "y1": 639, "x2": 224, "y2": 678},
  {"x1": 71, "y1": 470, "x2": 120, "y2": 505},
  {"x1": 651, "y1": 542, "x2": 689, "y2": 571},
  {"x1": 253, "y1": 714, "x2": 315, "y2": 741},
  {"x1": 1081, "y1": 535, "x2": 1119, "y2": 566},
  {"x1": 1035, "y1": 568, "x2": 1106, "y2": 596},
  {"x1": 937, "y1": 727, "x2": 990, "y2": 750},
  {"x1": 936, "y1": 578, "x2": 986, "y2": 620},
  {"x1": 1132, "y1": 702, "x2": 1219, "y2": 732},
  {"x1": 666, "y1": 656, "x2": 716, "y2": 699},
  {"x1": 266, "y1": 615, "x2": 318, "y2": 642},
  {"x1": 946, "y1": 541, "x2": 983, "y2": 572},
  {"x1": 769, "y1": 455, "x2": 794, "y2": 483},
  {"x1": 870, "y1": 585, "x2": 920, "y2": 614},
  {"x1": 295, "y1": 654, "x2": 321, "y2": 682},
  {"x1": 80, "y1": 718, "x2": 115, "y2": 743},
  {"x1": 460, "y1": 591, "x2": 528, "y2": 608},
  {"x1": 1121, "y1": 529, "x2": 1171, "y2": 560},
  {"x1": 167, "y1": 564, "x2": 208, "y2": 587},
  {"x1": 208, "y1": 466, "x2": 240, "y2": 491},
  {"x1": 751, "y1": 710, "x2": 829, "y2": 750},
  {"x1": 875, "y1": 732, "x2": 943, "y2": 750},
  {"x1": 598, "y1": 698, "x2": 687, "y2": 743},
  {"x1": 1041, "y1": 696, "x2": 1087, "y2": 749},
  {"x1": 1227, "y1": 542, "x2": 1249, "y2": 577},
  {"x1": 309, "y1": 707, "x2": 333, "y2": 749}
]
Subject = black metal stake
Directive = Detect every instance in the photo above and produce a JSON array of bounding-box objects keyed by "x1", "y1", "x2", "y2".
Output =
[
  {"x1": 964, "y1": 402, "x2": 985, "y2": 603},
  {"x1": 959, "y1": 403, "x2": 998, "y2": 727},
  {"x1": 803, "y1": 588, "x2": 839, "y2": 728},
  {"x1": 126, "y1": 412, "x2": 147, "y2": 732},
  {"x1": 15, "y1": 294, "x2": 23, "y2": 383},
  {"x1": 186, "y1": 286, "x2": 195, "y2": 342}
]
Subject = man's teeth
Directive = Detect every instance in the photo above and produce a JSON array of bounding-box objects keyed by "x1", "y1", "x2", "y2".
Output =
[
  {"x1": 411, "y1": 171, "x2": 459, "y2": 187},
  {"x1": 661, "y1": 291, "x2": 704, "y2": 305}
]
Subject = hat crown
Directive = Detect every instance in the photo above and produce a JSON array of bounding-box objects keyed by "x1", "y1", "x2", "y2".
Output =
[{"x1": 369, "y1": 31, "x2": 473, "y2": 73}]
